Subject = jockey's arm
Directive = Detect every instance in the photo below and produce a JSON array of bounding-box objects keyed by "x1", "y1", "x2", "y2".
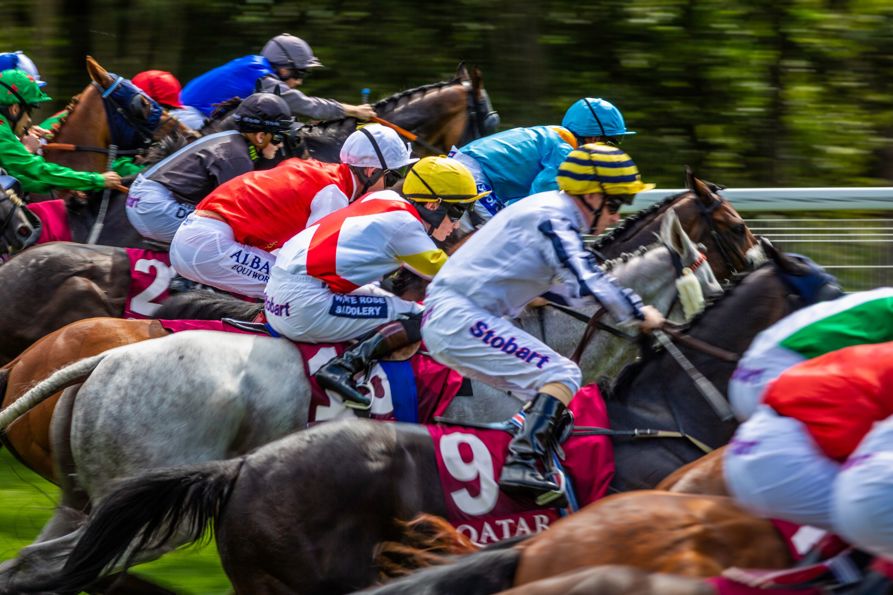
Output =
[
  {"x1": 257, "y1": 77, "x2": 346, "y2": 121},
  {"x1": 0, "y1": 122, "x2": 106, "y2": 194},
  {"x1": 529, "y1": 136, "x2": 574, "y2": 195},
  {"x1": 390, "y1": 219, "x2": 449, "y2": 281},
  {"x1": 538, "y1": 216, "x2": 645, "y2": 327}
]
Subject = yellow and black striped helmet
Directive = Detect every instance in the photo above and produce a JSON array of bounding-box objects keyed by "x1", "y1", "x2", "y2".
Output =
[{"x1": 557, "y1": 143, "x2": 655, "y2": 197}]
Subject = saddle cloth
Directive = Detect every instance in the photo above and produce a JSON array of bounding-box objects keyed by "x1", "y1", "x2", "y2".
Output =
[
  {"x1": 428, "y1": 384, "x2": 615, "y2": 545},
  {"x1": 158, "y1": 319, "x2": 463, "y2": 424}
]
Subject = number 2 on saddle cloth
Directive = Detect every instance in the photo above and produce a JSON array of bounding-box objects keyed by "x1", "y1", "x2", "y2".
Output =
[{"x1": 429, "y1": 385, "x2": 615, "y2": 545}]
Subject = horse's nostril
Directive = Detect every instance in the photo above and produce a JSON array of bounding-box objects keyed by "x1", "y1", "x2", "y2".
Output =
[{"x1": 17, "y1": 225, "x2": 31, "y2": 238}]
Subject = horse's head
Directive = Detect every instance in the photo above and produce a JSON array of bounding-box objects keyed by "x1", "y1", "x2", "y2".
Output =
[
  {"x1": 0, "y1": 175, "x2": 40, "y2": 257},
  {"x1": 672, "y1": 169, "x2": 761, "y2": 280},
  {"x1": 659, "y1": 208, "x2": 725, "y2": 310},
  {"x1": 762, "y1": 237, "x2": 844, "y2": 305},
  {"x1": 87, "y1": 56, "x2": 198, "y2": 149},
  {"x1": 455, "y1": 64, "x2": 500, "y2": 147}
]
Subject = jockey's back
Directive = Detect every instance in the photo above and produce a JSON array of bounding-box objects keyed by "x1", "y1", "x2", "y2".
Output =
[
  {"x1": 271, "y1": 189, "x2": 446, "y2": 294},
  {"x1": 764, "y1": 341, "x2": 893, "y2": 461},
  {"x1": 180, "y1": 55, "x2": 274, "y2": 117},
  {"x1": 196, "y1": 158, "x2": 354, "y2": 251},
  {"x1": 457, "y1": 126, "x2": 576, "y2": 203},
  {"x1": 427, "y1": 189, "x2": 641, "y2": 322}
]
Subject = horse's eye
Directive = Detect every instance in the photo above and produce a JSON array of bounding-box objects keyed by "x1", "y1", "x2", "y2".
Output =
[{"x1": 733, "y1": 223, "x2": 747, "y2": 235}]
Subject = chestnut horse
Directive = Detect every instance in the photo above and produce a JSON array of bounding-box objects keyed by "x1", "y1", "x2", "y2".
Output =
[
  {"x1": 28, "y1": 57, "x2": 196, "y2": 249},
  {"x1": 6, "y1": 256, "x2": 841, "y2": 595}
]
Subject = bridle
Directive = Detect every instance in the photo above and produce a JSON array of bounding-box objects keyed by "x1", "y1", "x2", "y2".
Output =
[
  {"x1": 695, "y1": 195, "x2": 746, "y2": 277},
  {"x1": 461, "y1": 80, "x2": 500, "y2": 143},
  {"x1": 0, "y1": 188, "x2": 40, "y2": 256}
]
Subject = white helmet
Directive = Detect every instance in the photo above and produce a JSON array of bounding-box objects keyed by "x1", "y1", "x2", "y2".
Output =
[{"x1": 339, "y1": 124, "x2": 417, "y2": 170}]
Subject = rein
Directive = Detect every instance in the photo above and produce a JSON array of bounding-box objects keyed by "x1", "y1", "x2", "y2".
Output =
[{"x1": 42, "y1": 143, "x2": 143, "y2": 156}]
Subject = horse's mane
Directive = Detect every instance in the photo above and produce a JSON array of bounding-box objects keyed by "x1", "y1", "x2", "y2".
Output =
[
  {"x1": 601, "y1": 244, "x2": 653, "y2": 273},
  {"x1": 599, "y1": 265, "x2": 759, "y2": 400},
  {"x1": 592, "y1": 191, "x2": 690, "y2": 251},
  {"x1": 45, "y1": 93, "x2": 83, "y2": 139},
  {"x1": 300, "y1": 77, "x2": 461, "y2": 136}
]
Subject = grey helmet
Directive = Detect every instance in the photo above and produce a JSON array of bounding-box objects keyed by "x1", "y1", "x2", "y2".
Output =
[{"x1": 261, "y1": 34, "x2": 323, "y2": 70}]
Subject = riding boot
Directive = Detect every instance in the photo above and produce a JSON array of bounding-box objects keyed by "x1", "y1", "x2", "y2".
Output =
[
  {"x1": 499, "y1": 393, "x2": 568, "y2": 504},
  {"x1": 314, "y1": 315, "x2": 421, "y2": 410}
]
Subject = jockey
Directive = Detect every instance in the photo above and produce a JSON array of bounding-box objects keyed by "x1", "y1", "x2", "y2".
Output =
[
  {"x1": 450, "y1": 97, "x2": 634, "y2": 228},
  {"x1": 729, "y1": 286, "x2": 888, "y2": 421},
  {"x1": 0, "y1": 69, "x2": 121, "y2": 194},
  {"x1": 724, "y1": 341, "x2": 893, "y2": 561},
  {"x1": 131, "y1": 70, "x2": 205, "y2": 130},
  {"x1": 180, "y1": 33, "x2": 374, "y2": 121},
  {"x1": 126, "y1": 92, "x2": 293, "y2": 244},
  {"x1": 421, "y1": 143, "x2": 664, "y2": 504},
  {"x1": 170, "y1": 123, "x2": 416, "y2": 299},
  {"x1": 264, "y1": 156, "x2": 486, "y2": 408}
]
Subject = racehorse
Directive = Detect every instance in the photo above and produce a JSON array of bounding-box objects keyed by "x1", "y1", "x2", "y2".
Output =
[
  {"x1": 0, "y1": 211, "x2": 718, "y2": 485},
  {"x1": 0, "y1": 171, "x2": 756, "y2": 365},
  {"x1": 27, "y1": 56, "x2": 197, "y2": 249},
  {"x1": 0, "y1": 248, "x2": 839, "y2": 593},
  {"x1": 300, "y1": 64, "x2": 498, "y2": 161}
]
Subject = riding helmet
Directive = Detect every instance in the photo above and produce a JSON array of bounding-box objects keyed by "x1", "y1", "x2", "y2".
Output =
[
  {"x1": 0, "y1": 69, "x2": 51, "y2": 107},
  {"x1": 261, "y1": 34, "x2": 323, "y2": 70},
  {"x1": 562, "y1": 98, "x2": 635, "y2": 139},
  {"x1": 339, "y1": 124, "x2": 417, "y2": 169},
  {"x1": 132, "y1": 70, "x2": 184, "y2": 109},
  {"x1": 557, "y1": 143, "x2": 654, "y2": 196},
  {"x1": 233, "y1": 93, "x2": 294, "y2": 134}
]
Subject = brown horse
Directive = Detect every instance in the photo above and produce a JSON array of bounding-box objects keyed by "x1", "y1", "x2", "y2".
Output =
[{"x1": 28, "y1": 56, "x2": 197, "y2": 248}]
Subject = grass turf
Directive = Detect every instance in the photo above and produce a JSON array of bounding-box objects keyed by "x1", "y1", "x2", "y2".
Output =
[{"x1": 0, "y1": 448, "x2": 231, "y2": 594}]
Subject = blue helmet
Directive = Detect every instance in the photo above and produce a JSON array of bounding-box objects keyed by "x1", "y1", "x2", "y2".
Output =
[
  {"x1": 0, "y1": 52, "x2": 45, "y2": 88},
  {"x1": 562, "y1": 98, "x2": 635, "y2": 138}
]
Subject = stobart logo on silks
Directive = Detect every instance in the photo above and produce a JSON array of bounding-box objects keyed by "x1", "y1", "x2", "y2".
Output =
[
  {"x1": 469, "y1": 321, "x2": 551, "y2": 368},
  {"x1": 330, "y1": 294, "x2": 389, "y2": 318}
]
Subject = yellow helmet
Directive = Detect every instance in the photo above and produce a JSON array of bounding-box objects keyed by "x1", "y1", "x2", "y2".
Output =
[
  {"x1": 403, "y1": 156, "x2": 491, "y2": 204},
  {"x1": 557, "y1": 142, "x2": 655, "y2": 197}
]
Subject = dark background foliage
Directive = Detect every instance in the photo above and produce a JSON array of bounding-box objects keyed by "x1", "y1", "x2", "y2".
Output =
[{"x1": 3, "y1": 0, "x2": 893, "y2": 188}]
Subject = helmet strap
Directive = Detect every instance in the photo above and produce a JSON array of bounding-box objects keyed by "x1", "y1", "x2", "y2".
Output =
[
  {"x1": 583, "y1": 99, "x2": 608, "y2": 138},
  {"x1": 353, "y1": 127, "x2": 389, "y2": 193},
  {"x1": 576, "y1": 193, "x2": 603, "y2": 234},
  {"x1": 413, "y1": 200, "x2": 448, "y2": 232}
]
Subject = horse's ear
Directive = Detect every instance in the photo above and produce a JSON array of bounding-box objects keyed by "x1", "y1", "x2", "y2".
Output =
[
  {"x1": 660, "y1": 208, "x2": 686, "y2": 254},
  {"x1": 470, "y1": 65, "x2": 484, "y2": 94},
  {"x1": 456, "y1": 62, "x2": 471, "y2": 82},
  {"x1": 687, "y1": 168, "x2": 719, "y2": 207},
  {"x1": 760, "y1": 236, "x2": 782, "y2": 264},
  {"x1": 86, "y1": 55, "x2": 112, "y2": 87}
]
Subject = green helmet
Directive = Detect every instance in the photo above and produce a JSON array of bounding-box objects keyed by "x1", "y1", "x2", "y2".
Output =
[{"x1": 0, "y1": 69, "x2": 51, "y2": 107}]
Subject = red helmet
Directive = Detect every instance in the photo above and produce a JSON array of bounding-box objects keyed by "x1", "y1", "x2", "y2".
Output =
[{"x1": 131, "y1": 70, "x2": 184, "y2": 109}]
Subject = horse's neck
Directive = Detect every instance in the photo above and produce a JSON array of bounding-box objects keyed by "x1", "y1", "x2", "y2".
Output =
[{"x1": 46, "y1": 85, "x2": 108, "y2": 172}]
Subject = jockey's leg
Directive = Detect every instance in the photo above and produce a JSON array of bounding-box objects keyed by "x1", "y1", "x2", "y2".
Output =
[
  {"x1": 421, "y1": 293, "x2": 579, "y2": 503},
  {"x1": 264, "y1": 280, "x2": 422, "y2": 408},
  {"x1": 315, "y1": 313, "x2": 422, "y2": 409},
  {"x1": 169, "y1": 214, "x2": 273, "y2": 299},
  {"x1": 723, "y1": 405, "x2": 840, "y2": 530},
  {"x1": 125, "y1": 175, "x2": 195, "y2": 243},
  {"x1": 831, "y1": 415, "x2": 893, "y2": 560}
]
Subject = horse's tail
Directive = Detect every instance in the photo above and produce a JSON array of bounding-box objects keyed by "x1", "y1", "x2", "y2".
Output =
[
  {"x1": 361, "y1": 545, "x2": 521, "y2": 595},
  {"x1": 16, "y1": 457, "x2": 244, "y2": 594},
  {"x1": 152, "y1": 290, "x2": 263, "y2": 321},
  {"x1": 0, "y1": 351, "x2": 112, "y2": 432},
  {"x1": 375, "y1": 514, "x2": 479, "y2": 580}
]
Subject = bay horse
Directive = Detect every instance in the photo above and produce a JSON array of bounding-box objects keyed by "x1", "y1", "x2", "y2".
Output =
[
  {"x1": 0, "y1": 252, "x2": 840, "y2": 594},
  {"x1": 28, "y1": 56, "x2": 197, "y2": 249},
  {"x1": 1, "y1": 212, "x2": 719, "y2": 485},
  {"x1": 0, "y1": 171, "x2": 756, "y2": 365}
]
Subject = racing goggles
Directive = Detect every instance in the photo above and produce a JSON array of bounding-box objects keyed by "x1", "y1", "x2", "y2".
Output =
[
  {"x1": 384, "y1": 164, "x2": 410, "y2": 188},
  {"x1": 442, "y1": 201, "x2": 472, "y2": 222},
  {"x1": 282, "y1": 67, "x2": 308, "y2": 81},
  {"x1": 604, "y1": 194, "x2": 635, "y2": 214}
]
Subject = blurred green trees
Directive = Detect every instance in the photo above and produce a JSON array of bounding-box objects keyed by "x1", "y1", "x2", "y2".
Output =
[{"x1": 3, "y1": 0, "x2": 893, "y2": 188}]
